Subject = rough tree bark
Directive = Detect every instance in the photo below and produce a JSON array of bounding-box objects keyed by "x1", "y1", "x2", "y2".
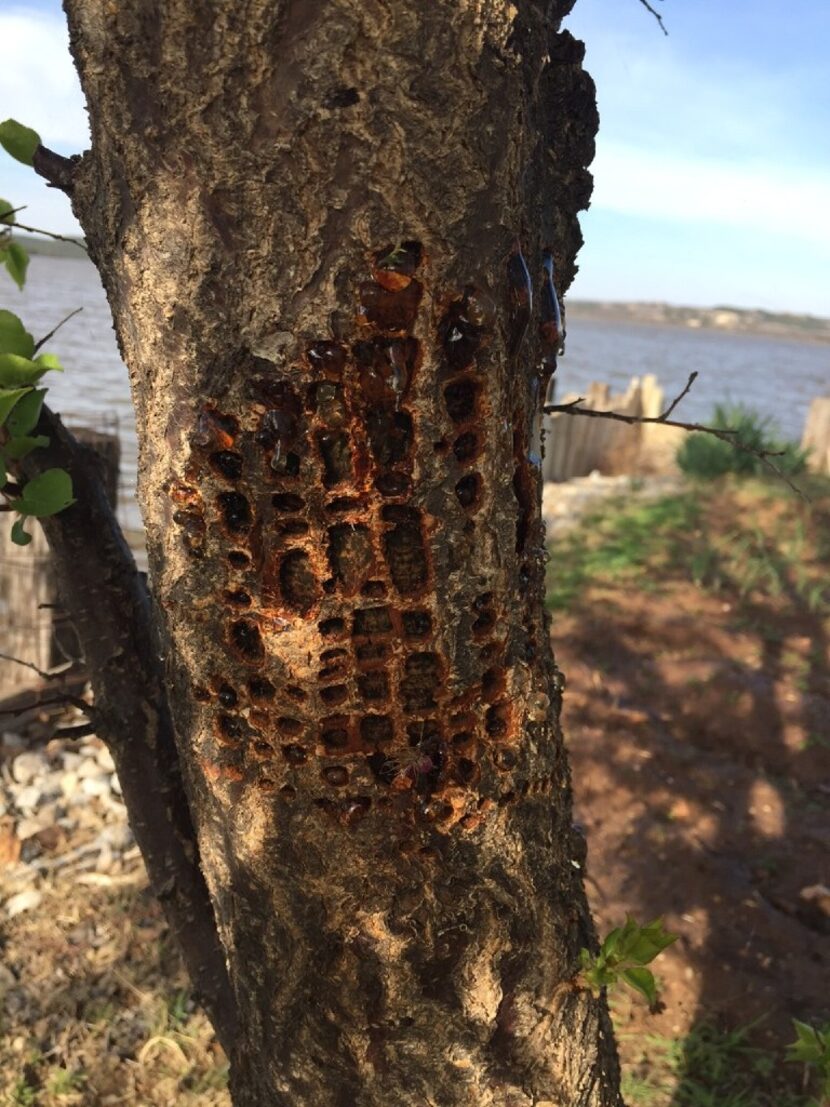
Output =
[{"x1": 42, "y1": 0, "x2": 620, "y2": 1102}]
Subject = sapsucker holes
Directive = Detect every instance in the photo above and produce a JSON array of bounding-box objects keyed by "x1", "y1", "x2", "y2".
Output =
[
  {"x1": 443, "y1": 378, "x2": 478, "y2": 423},
  {"x1": 218, "y1": 491, "x2": 252, "y2": 533},
  {"x1": 280, "y1": 550, "x2": 320, "y2": 614},
  {"x1": 230, "y1": 619, "x2": 264, "y2": 662},
  {"x1": 360, "y1": 714, "x2": 394, "y2": 744},
  {"x1": 210, "y1": 450, "x2": 244, "y2": 480}
]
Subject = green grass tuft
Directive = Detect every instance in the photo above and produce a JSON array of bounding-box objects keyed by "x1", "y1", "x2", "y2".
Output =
[
  {"x1": 546, "y1": 493, "x2": 701, "y2": 611},
  {"x1": 676, "y1": 404, "x2": 808, "y2": 480},
  {"x1": 621, "y1": 1020, "x2": 814, "y2": 1107}
]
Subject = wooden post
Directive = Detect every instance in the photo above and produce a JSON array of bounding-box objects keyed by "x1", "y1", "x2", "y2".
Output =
[{"x1": 802, "y1": 397, "x2": 830, "y2": 475}]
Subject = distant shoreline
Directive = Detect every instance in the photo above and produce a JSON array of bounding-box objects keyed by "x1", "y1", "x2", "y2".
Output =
[
  {"x1": 17, "y1": 235, "x2": 830, "y2": 346},
  {"x1": 566, "y1": 300, "x2": 830, "y2": 346}
]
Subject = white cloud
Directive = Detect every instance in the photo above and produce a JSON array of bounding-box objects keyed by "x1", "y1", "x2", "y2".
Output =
[
  {"x1": 591, "y1": 140, "x2": 830, "y2": 251},
  {"x1": 0, "y1": 8, "x2": 89, "y2": 151}
]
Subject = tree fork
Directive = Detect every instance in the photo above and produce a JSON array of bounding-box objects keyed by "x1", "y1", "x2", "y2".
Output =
[{"x1": 62, "y1": 0, "x2": 619, "y2": 1102}]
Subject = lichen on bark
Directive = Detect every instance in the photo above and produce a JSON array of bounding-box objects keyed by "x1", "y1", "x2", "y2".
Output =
[{"x1": 61, "y1": 0, "x2": 619, "y2": 1102}]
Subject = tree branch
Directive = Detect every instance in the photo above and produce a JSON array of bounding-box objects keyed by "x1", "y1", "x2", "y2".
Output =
[
  {"x1": 0, "y1": 691, "x2": 92, "y2": 719},
  {"x1": 544, "y1": 371, "x2": 807, "y2": 499},
  {"x1": 12, "y1": 222, "x2": 88, "y2": 252},
  {"x1": 32, "y1": 145, "x2": 81, "y2": 195},
  {"x1": 55, "y1": 721, "x2": 98, "y2": 740},
  {"x1": 0, "y1": 651, "x2": 77, "y2": 682},
  {"x1": 34, "y1": 307, "x2": 84, "y2": 353},
  {"x1": 637, "y1": 0, "x2": 668, "y2": 35},
  {"x1": 14, "y1": 406, "x2": 238, "y2": 1053}
]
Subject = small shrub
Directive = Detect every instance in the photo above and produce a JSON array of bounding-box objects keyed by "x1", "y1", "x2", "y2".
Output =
[{"x1": 677, "y1": 404, "x2": 808, "y2": 480}]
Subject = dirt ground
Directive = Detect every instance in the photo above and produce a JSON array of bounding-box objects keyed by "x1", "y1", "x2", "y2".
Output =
[
  {"x1": 554, "y1": 476, "x2": 830, "y2": 1102},
  {"x1": 1, "y1": 475, "x2": 827, "y2": 1105}
]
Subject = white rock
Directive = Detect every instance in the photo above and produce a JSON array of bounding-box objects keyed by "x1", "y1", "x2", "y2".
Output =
[
  {"x1": 60, "y1": 771, "x2": 80, "y2": 799},
  {"x1": 11, "y1": 751, "x2": 48, "y2": 785},
  {"x1": 96, "y1": 746, "x2": 116, "y2": 773},
  {"x1": 60, "y1": 751, "x2": 82, "y2": 771},
  {"x1": 40, "y1": 771, "x2": 66, "y2": 798},
  {"x1": 15, "y1": 810, "x2": 55, "y2": 840},
  {"x1": 77, "y1": 758, "x2": 107, "y2": 780},
  {"x1": 110, "y1": 772, "x2": 123, "y2": 795},
  {"x1": 13, "y1": 784, "x2": 43, "y2": 813},
  {"x1": 96, "y1": 841, "x2": 114, "y2": 873},
  {"x1": 3, "y1": 862, "x2": 37, "y2": 891},
  {"x1": 5, "y1": 888, "x2": 42, "y2": 918},
  {"x1": 81, "y1": 775, "x2": 111, "y2": 798},
  {"x1": 100, "y1": 824, "x2": 133, "y2": 851}
]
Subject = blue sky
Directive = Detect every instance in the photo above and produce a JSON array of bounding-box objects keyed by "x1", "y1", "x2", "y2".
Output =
[{"x1": 1, "y1": 0, "x2": 828, "y2": 315}]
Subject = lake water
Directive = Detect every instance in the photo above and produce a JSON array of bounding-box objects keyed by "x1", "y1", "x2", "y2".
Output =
[{"x1": 9, "y1": 255, "x2": 829, "y2": 530}]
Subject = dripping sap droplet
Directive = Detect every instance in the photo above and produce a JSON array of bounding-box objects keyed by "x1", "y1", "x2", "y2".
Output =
[
  {"x1": 507, "y1": 240, "x2": 532, "y2": 359},
  {"x1": 540, "y1": 250, "x2": 564, "y2": 367}
]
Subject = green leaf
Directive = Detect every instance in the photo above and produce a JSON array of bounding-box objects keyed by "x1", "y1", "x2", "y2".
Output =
[
  {"x1": 600, "y1": 924, "x2": 624, "y2": 962},
  {"x1": 605, "y1": 917, "x2": 644, "y2": 963},
  {"x1": 3, "y1": 240, "x2": 28, "y2": 289},
  {"x1": 0, "y1": 353, "x2": 46, "y2": 387},
  {"x1": 0, "y1": 385, "x2": 31, "y2": 425},
  {"x1": 788, "y1": 1020, "x2": 825, "y2": 1065},
  {"x1": 4, "y1": 434, "x2": 49, "y2": 460},
  {"x1": 11, "y1": 517, "x2": 32, "y2": 545},
  {"x1": 621, "y1": 967, "x2": 658, "y2": 1007},
  {"x1": 0, "y1": 310, "x2": 34, "y2": 357},
  {"x1": 34, "y1": 351, "x2": 62, "y2": 373},
  {"x1": 5, "y1": 387, "x2": 44, "y2": 436},
  {"x1": 0, "y1": 119, "x2": 41, "y2": 167},
  {"x1": 626, "y1": 919, "x2": 678, "y2": 965},
  {"x1": 17, "y1": 468, "x2": 75, "y2": 517},
  {"x1": 0, "y1": 198, "x2": 15, "y2": 225}
]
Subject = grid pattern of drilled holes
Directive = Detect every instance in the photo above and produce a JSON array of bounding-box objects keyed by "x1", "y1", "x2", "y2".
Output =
[
  {"x1": 469, "y1": 592, "x2": 514, "y2": 770},
  {"x1": 327, "y1": 523, "x2": 374, "y2": 596},
  {"x1": 381, "y1": 505, "x2": 428, "y2": 596},
  {"x1": 442, "y1": 377, "x2": 484, "y2": 515},
  {"x1": 356, "y1": 246, "x2": 421, "y2": 503},
  {"x1": 251, "y1": 380, "x2": 302, "y2": 480}
]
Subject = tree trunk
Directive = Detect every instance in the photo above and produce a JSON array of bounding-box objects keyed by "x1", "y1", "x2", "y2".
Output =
[{"x1": 59, "y1": 0, "x2": 619, "y2": 1102}]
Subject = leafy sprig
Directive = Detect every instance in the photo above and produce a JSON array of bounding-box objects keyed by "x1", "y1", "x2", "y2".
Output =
[
  {"x1": 0, "y1": 119, "x2": 76, "y2": 543},
  {"x1": 579, "y1": 915, "x2": 678, "y2": 1011}
]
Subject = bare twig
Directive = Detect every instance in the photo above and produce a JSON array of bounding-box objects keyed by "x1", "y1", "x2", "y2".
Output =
[
  {"x1": 0, "y1": 692, "x2": 93, "y2": 719},
  {"x1": 34, "y1": 307, "x2": 84, "y2": 352},
  {"x1": 0, "y1": 651, "x2": 77, "y2": 682},
  {"x1": 660, "y1": 370, "x2": 697, "y2": 420},
  {"x1": 637, "y1": 0, "x2": 668, "y2": 35},
  {"x1": 9, "y1": 220, "x2": 87, "y2": 252},
  {"x1": 56, "y1": 722, "x2": 98, "y2": 740},
  {"x1": 543, "y1": 371, "x2": 808, "y2": 500}
]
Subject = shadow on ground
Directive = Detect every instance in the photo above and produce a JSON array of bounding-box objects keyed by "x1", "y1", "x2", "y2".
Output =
[{"x1": 550, "y1": 477, "x2": 830, "y2": 1105}]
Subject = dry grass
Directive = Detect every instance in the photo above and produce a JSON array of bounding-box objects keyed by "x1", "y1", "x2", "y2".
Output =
[{"x1": 0, "y1": 865, "x2": 229, "y2": 1107}]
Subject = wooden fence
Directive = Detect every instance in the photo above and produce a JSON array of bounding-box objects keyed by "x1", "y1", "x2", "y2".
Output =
[
  {"x1": 542, "y1": 374, "x2": 686, "y2": 483},
  {"x1": 0, "y1": 427, "x2": 119, "y2": 698},
  {"x1": 802, "y1": 397, "x2": 830, "y2": 475},
  {"x1": 543, "y1": 379, "x2": 830, "y2": 483}
]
